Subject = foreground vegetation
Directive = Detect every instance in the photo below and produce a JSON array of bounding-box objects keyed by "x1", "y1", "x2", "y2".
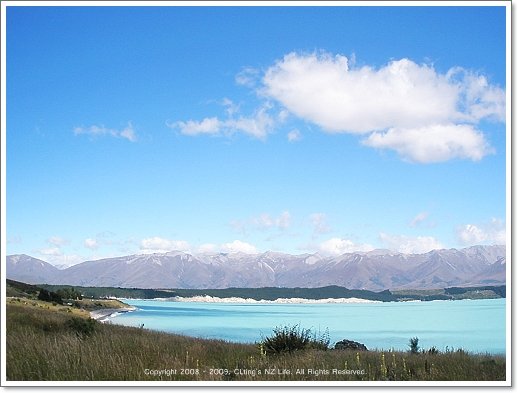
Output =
[{"x1": 6, "y1": 301, "x2": 505, "y2": 382}]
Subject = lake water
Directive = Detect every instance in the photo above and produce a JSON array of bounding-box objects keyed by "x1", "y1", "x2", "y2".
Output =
[{"x1": 111, "y1": 298, "x2": 506, "y2": 354}]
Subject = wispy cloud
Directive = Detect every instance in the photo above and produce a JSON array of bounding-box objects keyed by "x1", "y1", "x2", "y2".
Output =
[
  {"x1": 310, "y1": 213, "x2": 331, "y2": 235},
  {"x1": 409, "y1": 212, "x2": 429, "y2": 228},
  {"x1": 47, "y1": 236, "x2": 69, "y2": 247},
  {"x1": 287, "y1": 129, "x2": 302, "y2": 142},
  {"x1": 231, "y1": 211, "x2": 291, "y2": 234},
  {"x1": 73, "y1": 122, "x2": 137, "y2": 142},
  {"x1": 84, "y1": 238, "x2": 99, "y2": 250},
  {"x1": 171, "y1": 104, "x2": 275, "y2": 140},
  {"x1": 318, "y1": 237, "x2": 373, "y2": 256},
  {"x1": 139, "y1": 237, "x2": 191, "y2": 254},
  {"x1": 379, "y1": 232, "x2": 443, "y2": 254},
  {"x1": 235, "y1": 67, "x2": 260, "y2": 88},
  {"x1": 35, "y1": 246, "x2": 84, "y2": 267}
]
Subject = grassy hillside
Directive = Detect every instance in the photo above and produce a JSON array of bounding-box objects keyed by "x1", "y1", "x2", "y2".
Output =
[{"x1": 6, "y1": 301, "x2": 505, "y2": 382}]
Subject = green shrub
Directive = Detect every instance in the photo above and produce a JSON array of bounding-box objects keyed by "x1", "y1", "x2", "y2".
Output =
[
  {"x1": 409, "y1": 337, "x2": 420, "y2": 354},
  {"x1": 261, "y1": 324, "x2": 329, "y2": 355},
  {"x1": 66, "y1": 317, "x2": 97, "y2": 338}
]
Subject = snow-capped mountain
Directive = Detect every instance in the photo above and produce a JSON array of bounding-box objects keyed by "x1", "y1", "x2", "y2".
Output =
[{"x1": 6, "y1": 245, "x2": 506, "y2": 290}]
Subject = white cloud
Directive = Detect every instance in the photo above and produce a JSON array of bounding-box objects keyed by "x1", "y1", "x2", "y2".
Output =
[
  {"x1": 409, "y1": 212, "x2": 429, "y2": 228},
  {"x1": 222, "y1": 98, "x2": 240, "y2": 117},
  {"x1": 287, "y1": 129, "x2": 302, "y2": 142},
  {"x1": 37, "y1": 253, "x2": 85, "y2": 267},
  {"x1": 278, "y1": 109, "x2": 290, "y2": 123},
  {"x1": 174, "y1": 117, "x2": 222, "y2": 136},
  {"x1": 119, "y1": 123, "x2": 137, "y2": 142},
  {"x1": 197, "y1": 241, "x2": 259, "y2": 254},
  {"x1": 84, "y1": 238, "x2": 99, "y2": 250},
  {"x1": 227, "y1": 107, "x2": 275, "y2": 139},
  {"x1": 73, "y1": 122, "x2": 137, "y2": 142},
  {"x1": 263, "y1": 52, "x2": 504, "y2": 132},
  {"x1": 261, "y1": 51, "x2": 504, "y2": 162},
  {"x1": 38, "y1": 247, "x2": 62, "y2": 257},
  {"x1": 255, "y1": 211, "x2": 291, "y2": 230},
  {"x1": 235, "y1": 67, "x2": 260, "y2": 88},
  {"x1": 363, "y1": 123, "x2": 493, "y2": 163},
  {"x1": 319, "y1": 237, "x2": 374, "y2": 256},
  {"x1": 450, "y1": 68, "x2": 506, "y2": 122},
  {"x1": 35, "y1": 245, "x2": 84, "y2": 266},
  {"x1": 221, "y1": 240, "x2": 258, "y2": 254},
  {"x1": 234, "y1": 211, "x2": 292, "y2": 233},
  {"x1": 172, "y1": 106, "x2": 275, "y2": 140},
  {"x1": 310, "y1": 213, "x2": 331, "y2": 235},
  {"x1": 379, "y1": 232, "x2": 444, "y2": 254},
  {"x1": 197, "y1": 243, "x2": 219, "y2": 254},
  {"x1": 457, "y1": 218, "x2": 506, "y2": 246},
  {"x1": 47, "y1": 236, "x2": 69, "y2": 247},
  {"x1": 139, "y1": 237, "x2": 191, "y2": 254}
]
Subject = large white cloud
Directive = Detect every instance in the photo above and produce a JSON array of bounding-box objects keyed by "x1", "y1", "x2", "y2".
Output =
[
  {"x1": 261, "y1": 52, "x2": 504, "y2": 163},
  {"x1": 264, "y1": 54, "x2": 452, "y2": 132},
  {"x1": 263, "y1": 52, "x2": 504, "y2": 132}
]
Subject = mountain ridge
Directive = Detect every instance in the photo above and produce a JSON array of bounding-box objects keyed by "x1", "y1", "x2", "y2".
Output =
[{"x1": 6, "y1": 245, "x2": 506, "y2": 291}]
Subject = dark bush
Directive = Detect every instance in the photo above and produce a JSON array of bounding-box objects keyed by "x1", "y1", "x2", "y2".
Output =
[
  {"x1": 334, "y1": 339, "x2": 368, "y2": 351},
  {"x1": 427, "y1": 346, "x2": 439, "y2": 355},
  {"x1": 409, "y1": 337, "x2": 420, "y2": 354},
  {"x1": 261, "y1": 324, "x2": 329, "y2": 355},
  {"x1": 38, "y1": 289, "x2": 63, "y2": 305},
  {"x1": 66, "y1": 317, "x2": 97, "y2": 338}
]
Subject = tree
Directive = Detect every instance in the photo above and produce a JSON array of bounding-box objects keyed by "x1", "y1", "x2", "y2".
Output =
[
  {"x1": 408, "y1": 337, "x2": 420, "y2": 354},
  {"x1": 38, "y1": 289, "x2": 63, "y2": 304}
]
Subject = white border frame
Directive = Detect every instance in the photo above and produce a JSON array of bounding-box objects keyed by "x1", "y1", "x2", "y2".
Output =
[{"x1": 1, "y1": 0, "x2": 512, "y2": 387}]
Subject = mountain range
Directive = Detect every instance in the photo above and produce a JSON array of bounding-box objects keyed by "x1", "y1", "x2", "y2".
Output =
[{"x1": 6, "y1": 245, "x2": 506, "y2": 291}]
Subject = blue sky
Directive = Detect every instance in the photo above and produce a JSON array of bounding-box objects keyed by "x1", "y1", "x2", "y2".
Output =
[{"x1": 5, "y1": 4, "x2": 508, "y2": 265}]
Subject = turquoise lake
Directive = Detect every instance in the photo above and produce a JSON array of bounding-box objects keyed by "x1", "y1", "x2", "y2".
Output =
[{"x1": 111, "y1": 298, "x2": 506, "y2": 354}]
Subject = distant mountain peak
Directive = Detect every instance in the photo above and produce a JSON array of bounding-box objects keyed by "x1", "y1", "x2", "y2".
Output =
[{"x1": 6, "y1": 245, "x2": 505, "y2": 290}]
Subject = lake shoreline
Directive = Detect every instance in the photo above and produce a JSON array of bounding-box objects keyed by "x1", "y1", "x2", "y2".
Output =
[
  {"x1": 90, "y1": 306, "x2": 137, "y2": 322},
  {"x1": 152, "y1": 296, "x2": 382, "y2": 304}
]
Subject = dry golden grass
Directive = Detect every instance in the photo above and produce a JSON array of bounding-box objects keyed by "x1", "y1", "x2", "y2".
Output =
[{"x1": 6, "y1": 303, "x2": 506, "y2": 382}]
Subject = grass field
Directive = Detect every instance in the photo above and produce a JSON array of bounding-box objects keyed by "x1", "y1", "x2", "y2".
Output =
[{"x1": 6, "y1": 301, "x2": 506, "y2": 382}]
